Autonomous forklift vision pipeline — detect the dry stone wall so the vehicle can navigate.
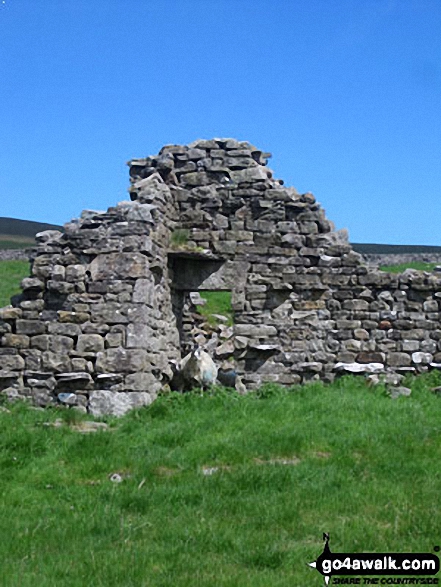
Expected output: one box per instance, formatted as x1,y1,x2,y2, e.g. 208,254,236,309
0,249,30,261
1,138,441,415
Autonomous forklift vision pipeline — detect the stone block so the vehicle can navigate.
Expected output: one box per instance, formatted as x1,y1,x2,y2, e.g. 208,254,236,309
1,334,30,349
230,167,269,183
0,307,22,320
90,303,128,325
423,300,438,312
335,320,361,329
21,277,44,292
125,372,161,393
179,171,210,186
126,323,156,349
132,278,155,305
66,265,86,282
20,300,45,312
213,241,237,255
46,281,75,295
412,352,433,365
89,390,154,417
387,352,412,367
77,334,105,353
48,323,82,337
235,324,277,337
353,328,369,340
345,339,362,352
298,222,318,234
71,358,88,372
58,311,90,324
402,340,420,352
404,329,426,340
356,351,384,364
90,253,150,280
41,352,72,372
105,332,123,348
16,320,46,335
0,354,25,370
32,335,74,353
96,348,149,373
342,299,369,311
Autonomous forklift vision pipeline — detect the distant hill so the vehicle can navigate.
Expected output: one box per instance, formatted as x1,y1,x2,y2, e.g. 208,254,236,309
0,217,63,238
351,243,441,255
0,217,63,250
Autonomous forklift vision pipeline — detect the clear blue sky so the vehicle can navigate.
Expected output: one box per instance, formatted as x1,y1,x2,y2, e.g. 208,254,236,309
0,0,440,244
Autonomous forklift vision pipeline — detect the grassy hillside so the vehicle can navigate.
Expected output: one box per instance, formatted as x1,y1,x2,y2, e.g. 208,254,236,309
380,261,439,273
0,260,30,307
0,375,440,585
0,217,62,250
0,217,62,238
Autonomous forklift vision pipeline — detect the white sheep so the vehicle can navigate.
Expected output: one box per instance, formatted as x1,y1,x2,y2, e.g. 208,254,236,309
172,347,218,391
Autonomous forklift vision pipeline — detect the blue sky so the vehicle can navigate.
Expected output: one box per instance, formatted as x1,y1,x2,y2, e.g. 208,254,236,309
0,0,440,244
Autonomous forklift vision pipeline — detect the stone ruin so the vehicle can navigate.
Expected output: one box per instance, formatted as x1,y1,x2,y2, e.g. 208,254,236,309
1,138,441,416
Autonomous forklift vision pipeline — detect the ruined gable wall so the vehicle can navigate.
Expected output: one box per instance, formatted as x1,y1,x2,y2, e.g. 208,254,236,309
129,138,441,386
1,138,441,416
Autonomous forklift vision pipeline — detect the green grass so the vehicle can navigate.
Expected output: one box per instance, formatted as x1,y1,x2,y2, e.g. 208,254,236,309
379,261,439,273
0,375,441,585
199,290,234,326
0,260,30,307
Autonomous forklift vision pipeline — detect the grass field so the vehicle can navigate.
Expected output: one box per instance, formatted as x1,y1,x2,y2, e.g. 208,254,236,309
0,254,441,583
0,375,440,585
0,259,30,307
380,261,439,273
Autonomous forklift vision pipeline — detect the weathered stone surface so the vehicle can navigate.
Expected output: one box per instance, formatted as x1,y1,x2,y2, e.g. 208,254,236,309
411,352,433,365
41,352,71,372
1,334,30,349
96,348,148,373
132,277,155,305
335,362,384,373
126,323,156,350
235,324,277,337
90,253,150,280
230,167,269,183
31,335,74,352
58,311,90,324
21,277,44,292
125,372,161,393
387,352,412,367
389,386,412,399
0,354,25,370
66,265,86,282
48,323,82,337
90,303,128,324
0,307,22,320
16,320,46,335
356,352,384,364
77,334,105,354
89,390,153,417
